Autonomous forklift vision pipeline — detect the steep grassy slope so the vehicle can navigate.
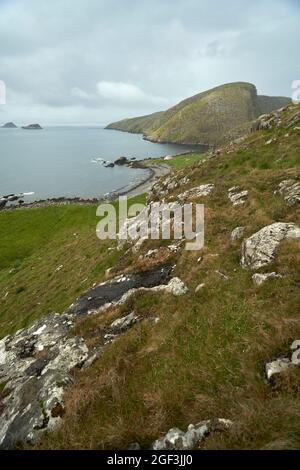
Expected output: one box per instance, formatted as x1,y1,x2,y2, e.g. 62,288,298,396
0,196,145,338
106,82,290,146
1,105,299,450
29,103,300,450
105,111,164,134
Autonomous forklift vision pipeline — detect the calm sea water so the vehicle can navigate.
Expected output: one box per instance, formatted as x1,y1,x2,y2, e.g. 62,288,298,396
0,126,197,203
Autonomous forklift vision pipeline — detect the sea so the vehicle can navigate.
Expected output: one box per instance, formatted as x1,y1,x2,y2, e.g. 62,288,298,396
0,126,201,203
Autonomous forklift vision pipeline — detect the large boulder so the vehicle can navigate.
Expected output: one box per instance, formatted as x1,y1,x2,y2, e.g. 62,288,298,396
241,222,300,270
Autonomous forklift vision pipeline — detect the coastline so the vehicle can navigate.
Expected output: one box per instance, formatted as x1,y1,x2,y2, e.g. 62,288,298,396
105,126,208,149
1,161,171,211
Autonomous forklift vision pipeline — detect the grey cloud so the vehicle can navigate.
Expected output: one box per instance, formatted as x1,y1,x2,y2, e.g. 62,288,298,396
0,0,299,125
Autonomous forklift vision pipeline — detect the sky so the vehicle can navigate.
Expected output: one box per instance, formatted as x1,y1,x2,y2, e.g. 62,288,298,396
0,0,299,125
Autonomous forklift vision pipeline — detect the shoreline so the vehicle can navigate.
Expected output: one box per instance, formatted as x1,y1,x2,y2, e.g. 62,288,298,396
105,126,209,149
1,161,171,211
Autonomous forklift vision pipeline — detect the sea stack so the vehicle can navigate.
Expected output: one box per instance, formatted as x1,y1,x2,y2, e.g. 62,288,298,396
1,122,17,128
22,123,43,130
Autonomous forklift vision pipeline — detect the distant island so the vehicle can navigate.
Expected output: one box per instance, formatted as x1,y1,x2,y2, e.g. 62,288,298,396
106,82,291,146
22,123,43,130
1,122,17,128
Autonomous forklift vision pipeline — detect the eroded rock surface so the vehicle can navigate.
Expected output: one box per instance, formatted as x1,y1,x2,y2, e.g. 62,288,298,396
0,313,88,448
241,222,300,270
0,265,187,448
67,265,173,315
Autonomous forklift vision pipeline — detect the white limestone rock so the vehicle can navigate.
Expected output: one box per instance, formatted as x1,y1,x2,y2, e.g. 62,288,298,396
275,179,300,206
265,358,293,380
228,186,248,206
178,184,215,202
252,272,283,286
231,226,245,242
241,222,300,270
152,419,233,450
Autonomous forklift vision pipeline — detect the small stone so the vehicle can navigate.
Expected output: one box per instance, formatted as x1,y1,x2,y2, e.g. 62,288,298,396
110,312,139,334
145,249,158,258
168,244,179,253
215,270,229,280
195,283,205,293
266,358,292,380
105,267,113,278
231,226,245,242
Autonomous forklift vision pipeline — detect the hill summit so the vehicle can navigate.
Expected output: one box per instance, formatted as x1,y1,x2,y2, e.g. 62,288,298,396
106,82,290,146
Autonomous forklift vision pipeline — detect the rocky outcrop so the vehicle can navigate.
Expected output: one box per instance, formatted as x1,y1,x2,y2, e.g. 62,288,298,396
152,419,233,450
148,175,190,202
228,186,248,206
0,313,88,449
66,265,173,315
251,108,284,132
0,192,34,210
275,179,300,206
178,184,215,202
0,265,187,448
241,223,300,270
114,156,129,165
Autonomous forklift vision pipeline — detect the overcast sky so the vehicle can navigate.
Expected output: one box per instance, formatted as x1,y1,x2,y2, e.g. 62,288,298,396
0,0,299,125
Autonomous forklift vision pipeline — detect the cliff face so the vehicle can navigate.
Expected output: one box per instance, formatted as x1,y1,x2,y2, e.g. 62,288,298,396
106,82,291,146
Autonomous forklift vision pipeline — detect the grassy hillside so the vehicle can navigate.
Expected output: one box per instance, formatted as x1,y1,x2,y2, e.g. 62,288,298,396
1,104,299,450
36,104,300,449
0,197,145,338
105,111,164,134
106,82,290,146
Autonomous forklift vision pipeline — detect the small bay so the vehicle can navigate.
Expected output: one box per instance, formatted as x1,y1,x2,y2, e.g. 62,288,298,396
0,126,199,202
